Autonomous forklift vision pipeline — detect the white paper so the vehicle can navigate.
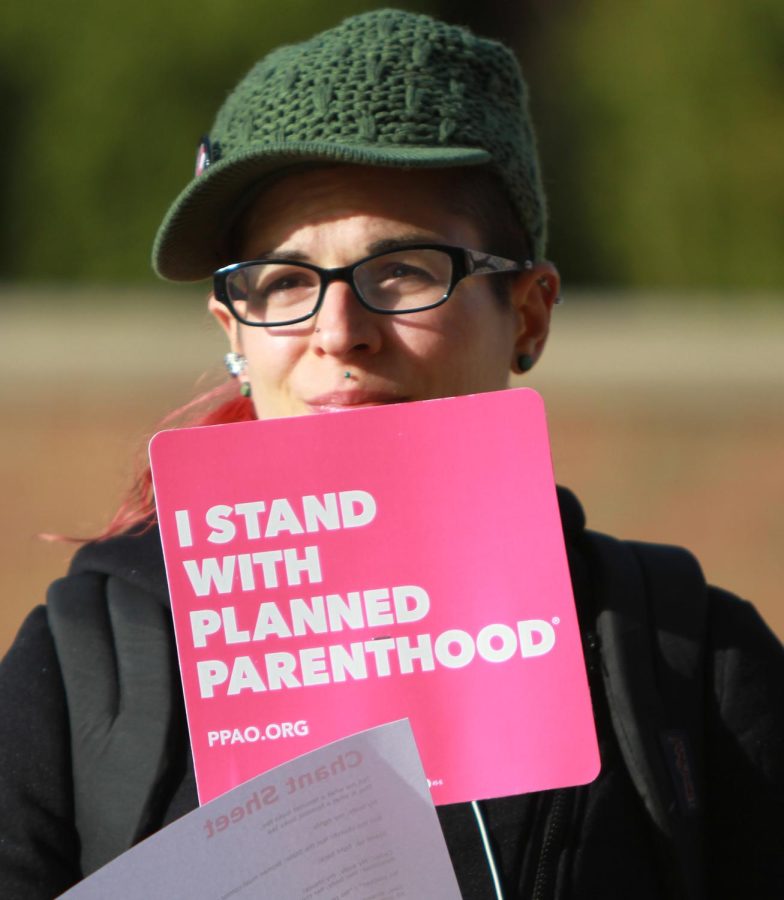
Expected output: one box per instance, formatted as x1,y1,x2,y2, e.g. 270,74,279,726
60,720,461,899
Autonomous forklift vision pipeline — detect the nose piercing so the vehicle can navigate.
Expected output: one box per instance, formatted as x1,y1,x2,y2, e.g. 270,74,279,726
344,371,352,379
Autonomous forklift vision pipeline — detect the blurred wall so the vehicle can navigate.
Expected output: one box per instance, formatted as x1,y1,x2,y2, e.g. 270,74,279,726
2,292,782,654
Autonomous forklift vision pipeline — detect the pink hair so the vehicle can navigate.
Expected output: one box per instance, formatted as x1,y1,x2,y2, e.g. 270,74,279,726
47,382,255,543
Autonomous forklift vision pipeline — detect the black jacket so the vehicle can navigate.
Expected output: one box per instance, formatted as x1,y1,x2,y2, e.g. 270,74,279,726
1,489,782,899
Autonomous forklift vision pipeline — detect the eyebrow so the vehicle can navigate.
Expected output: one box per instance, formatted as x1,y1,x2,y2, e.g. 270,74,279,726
253,232,445,263
365,232,445,256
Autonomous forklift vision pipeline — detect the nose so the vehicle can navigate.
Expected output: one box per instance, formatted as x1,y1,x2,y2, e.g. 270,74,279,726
311,280,383,358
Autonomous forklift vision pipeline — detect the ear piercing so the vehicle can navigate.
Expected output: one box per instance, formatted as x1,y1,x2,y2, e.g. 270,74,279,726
536,275,563,305
224,352,251,398
224,352,247,376
517,353,534,373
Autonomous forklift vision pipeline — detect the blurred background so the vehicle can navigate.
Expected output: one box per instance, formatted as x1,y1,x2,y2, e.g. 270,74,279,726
2,0,782,652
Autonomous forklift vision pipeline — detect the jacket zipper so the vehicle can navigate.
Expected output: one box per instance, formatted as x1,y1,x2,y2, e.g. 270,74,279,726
531,789,568,900
526,631,596,899
583,630,601,674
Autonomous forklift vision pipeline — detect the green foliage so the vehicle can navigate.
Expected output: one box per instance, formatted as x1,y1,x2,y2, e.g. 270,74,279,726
1,0,782,289
534,0,784,288
0,0,432,282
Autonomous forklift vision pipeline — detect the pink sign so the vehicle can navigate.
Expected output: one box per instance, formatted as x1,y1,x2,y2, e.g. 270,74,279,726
149,388,600,805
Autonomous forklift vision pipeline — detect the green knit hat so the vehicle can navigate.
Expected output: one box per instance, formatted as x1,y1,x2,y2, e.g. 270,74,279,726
153,8,547,281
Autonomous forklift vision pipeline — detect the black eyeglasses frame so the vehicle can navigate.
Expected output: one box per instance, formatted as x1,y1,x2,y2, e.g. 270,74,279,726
212,243,532,327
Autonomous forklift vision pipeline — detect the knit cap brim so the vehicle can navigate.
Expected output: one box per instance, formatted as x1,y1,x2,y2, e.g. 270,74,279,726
153,142,490,282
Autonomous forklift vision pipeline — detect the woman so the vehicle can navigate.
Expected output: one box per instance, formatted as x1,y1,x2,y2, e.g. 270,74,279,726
1,9,781,899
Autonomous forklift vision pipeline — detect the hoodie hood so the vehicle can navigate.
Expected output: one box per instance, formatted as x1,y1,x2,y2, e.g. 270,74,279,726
68,524,170,606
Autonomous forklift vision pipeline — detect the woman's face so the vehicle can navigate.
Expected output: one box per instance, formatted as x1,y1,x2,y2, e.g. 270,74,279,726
209,166,556,419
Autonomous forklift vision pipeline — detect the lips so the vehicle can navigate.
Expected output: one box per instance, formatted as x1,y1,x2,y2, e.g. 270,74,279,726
304,389,407,413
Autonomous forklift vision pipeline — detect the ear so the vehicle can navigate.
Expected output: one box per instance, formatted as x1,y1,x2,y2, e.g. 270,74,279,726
208,294,242,351
509,262,560,374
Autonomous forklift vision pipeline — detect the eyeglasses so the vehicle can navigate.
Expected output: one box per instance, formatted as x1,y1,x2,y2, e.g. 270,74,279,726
212,244,532,327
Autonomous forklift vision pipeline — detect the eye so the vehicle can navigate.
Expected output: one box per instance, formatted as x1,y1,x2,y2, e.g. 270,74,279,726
261,273,311,297
378,261,438,285
247,266,320,308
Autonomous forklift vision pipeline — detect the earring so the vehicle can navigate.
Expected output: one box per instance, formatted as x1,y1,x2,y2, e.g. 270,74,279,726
537,275,563,305
239,382,252,398
517,353,534,373
224,351,247,377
